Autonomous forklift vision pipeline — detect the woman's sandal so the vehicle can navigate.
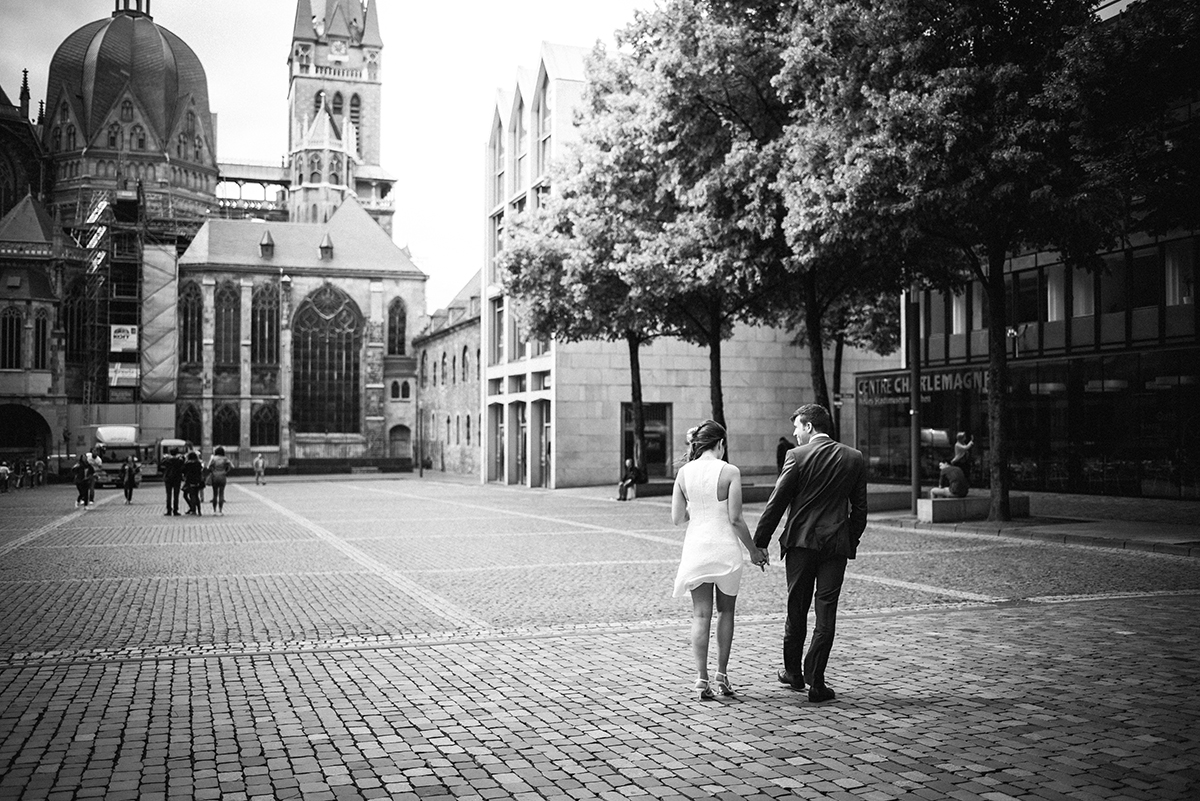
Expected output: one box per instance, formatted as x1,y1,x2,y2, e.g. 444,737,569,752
714,672,736,697
695,678,715,701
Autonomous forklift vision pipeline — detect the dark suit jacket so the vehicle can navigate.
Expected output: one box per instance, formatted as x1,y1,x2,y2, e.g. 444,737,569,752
753,435,868,559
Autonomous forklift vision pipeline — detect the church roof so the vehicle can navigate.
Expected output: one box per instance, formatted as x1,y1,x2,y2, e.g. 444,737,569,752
361,0,383,48
180,196,424,276
0,266,55,302
292,0,316,40
0,194,57,244
0,83,12,108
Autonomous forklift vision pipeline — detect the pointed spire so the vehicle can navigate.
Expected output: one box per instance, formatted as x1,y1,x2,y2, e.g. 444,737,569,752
292,0,315,40
325,0,351,39
19,69,30,119
361,0,382,48
37,100,45,126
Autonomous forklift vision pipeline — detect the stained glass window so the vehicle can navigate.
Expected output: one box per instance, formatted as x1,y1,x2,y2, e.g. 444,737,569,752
251,282,279,365
251,402,279,446
213,403,239,447
178,281,203,365
177,403,201,444
387,298,406,355
214,281,240,367
292,284,362,433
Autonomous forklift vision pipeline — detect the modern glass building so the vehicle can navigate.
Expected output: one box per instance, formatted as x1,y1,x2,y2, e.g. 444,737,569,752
855,232,1199,499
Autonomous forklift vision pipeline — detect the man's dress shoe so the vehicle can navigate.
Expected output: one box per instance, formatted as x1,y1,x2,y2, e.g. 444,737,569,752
808,685,836,702
777,669,806,691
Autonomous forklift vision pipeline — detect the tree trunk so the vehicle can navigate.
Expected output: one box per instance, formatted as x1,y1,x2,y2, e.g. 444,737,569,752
832,324,846,442
626,331,646,471
985,246,1012,521
804,271,831,412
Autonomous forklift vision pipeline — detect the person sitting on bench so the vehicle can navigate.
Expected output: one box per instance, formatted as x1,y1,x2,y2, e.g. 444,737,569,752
930,459,969,498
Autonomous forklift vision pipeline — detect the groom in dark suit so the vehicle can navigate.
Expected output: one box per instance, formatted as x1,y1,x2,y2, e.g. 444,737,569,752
753,403,868,702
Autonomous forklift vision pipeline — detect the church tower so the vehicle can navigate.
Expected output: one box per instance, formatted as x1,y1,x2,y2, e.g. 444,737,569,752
287,0,394,233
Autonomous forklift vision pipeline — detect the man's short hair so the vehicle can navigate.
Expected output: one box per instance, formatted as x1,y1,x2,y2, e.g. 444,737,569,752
791,403,833,434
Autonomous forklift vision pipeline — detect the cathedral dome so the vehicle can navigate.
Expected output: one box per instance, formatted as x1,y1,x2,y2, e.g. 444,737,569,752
44,1,212,151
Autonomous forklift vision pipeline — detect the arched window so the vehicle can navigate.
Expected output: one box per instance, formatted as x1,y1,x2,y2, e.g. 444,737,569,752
33,310,49,370
214,281,240,367
213,403,240,447
66,126,76,150
107,124,121,148
251,282,279,365
310,171,321,184
59,104,68,124
0,307,21,369
193,135,203,162
177,403,202,444
51,127,61,151
401,381,410,399
386,298,407,355
455,415,460,445
350,94,362,155
120,100,133,122
441,353,448,385
451,355,457,384
330,173,340,186
466,414,471,445
462,346,469,381
314,90,326,115
332,92,343,117
131,125,146,150
446,416,451,442
185,111,196,136
476,348,480,380
420,351,428,388
178,281,203,365
390,380,400,400
432,359,437,386
292,284,363,433
251,402,279,446
64,279,87,361
176,133,187,158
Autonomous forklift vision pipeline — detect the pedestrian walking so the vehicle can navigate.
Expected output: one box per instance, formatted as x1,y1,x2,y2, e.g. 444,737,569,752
34,459,44,487
206,446,232,515
672,419,767,701
87,451,102,504
71,453,94,509
753,403,867,703
119,456,140,504
182,451,204,515
161,448,184,516
253,453,265,485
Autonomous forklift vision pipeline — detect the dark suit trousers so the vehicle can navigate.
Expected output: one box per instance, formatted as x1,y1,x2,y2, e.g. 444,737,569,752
164,480,181,514
783,546,847,688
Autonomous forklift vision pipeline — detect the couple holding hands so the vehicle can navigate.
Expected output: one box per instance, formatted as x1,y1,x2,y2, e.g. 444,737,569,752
671,404,868,702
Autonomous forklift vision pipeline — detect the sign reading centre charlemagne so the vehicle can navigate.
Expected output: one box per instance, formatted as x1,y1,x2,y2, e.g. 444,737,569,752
856,369,990,405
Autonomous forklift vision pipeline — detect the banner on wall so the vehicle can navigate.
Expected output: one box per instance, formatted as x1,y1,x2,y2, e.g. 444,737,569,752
110,325,139,352
108,363,140,387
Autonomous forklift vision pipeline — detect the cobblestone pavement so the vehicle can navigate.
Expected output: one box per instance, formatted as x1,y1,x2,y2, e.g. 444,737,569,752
1,478,1198,800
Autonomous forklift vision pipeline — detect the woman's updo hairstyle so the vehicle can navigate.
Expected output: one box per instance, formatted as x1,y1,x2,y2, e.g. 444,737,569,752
684,419,726,462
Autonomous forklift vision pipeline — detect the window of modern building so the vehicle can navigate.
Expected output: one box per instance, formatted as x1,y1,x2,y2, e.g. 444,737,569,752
928,291,946,336
512,97,527,193
490,116,505,207
490,297,506,364
33,310,49,370
177,403,202,444
0,307,21,369
1072,265,1095,316
1011,270,1040,326
178,281,203,365
251,402,279,446
1166,239,1195,306
1129,246,1162,310
1099,252,1128,315
292,284,363,433
387,298,406,355
1045,265,1066,322
401,381,410,399
489,213,504,284
251,282,279,365
535,73,552,177
950,291,968,335
214,281,240,367
970,282,989,330
213,403,239,447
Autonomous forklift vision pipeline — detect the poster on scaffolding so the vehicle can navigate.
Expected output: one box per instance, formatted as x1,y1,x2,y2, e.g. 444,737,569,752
110,324,139,352
108,363,140,387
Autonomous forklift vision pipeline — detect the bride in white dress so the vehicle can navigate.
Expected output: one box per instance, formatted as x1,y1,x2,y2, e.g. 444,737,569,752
672,420,768,700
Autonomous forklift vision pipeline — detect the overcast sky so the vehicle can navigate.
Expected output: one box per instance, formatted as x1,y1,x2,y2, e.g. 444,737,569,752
0,0,655,309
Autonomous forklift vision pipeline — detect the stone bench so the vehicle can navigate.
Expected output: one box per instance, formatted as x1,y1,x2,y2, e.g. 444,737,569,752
917,493,1029,523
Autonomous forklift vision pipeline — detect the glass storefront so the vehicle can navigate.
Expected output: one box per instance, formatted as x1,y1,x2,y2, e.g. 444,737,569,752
855,347,1200,499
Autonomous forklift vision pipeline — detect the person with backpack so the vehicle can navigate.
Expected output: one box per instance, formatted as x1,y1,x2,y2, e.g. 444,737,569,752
72,453,95,509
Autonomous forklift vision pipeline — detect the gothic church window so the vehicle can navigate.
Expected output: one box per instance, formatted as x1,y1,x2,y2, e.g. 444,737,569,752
292,284,363,434
420,351,427,387
314,91,326,115
107,124,121,148
401,381,410,399
350,94,362,155
52,128,61,151
0,307,21,369
214,281,240,367
64,279,87,361
462,347,469,381
332,92,343,117
387,298,406,355
251,402,279,446
59,104,68,124
194,136,203,162
120,100,134,122
177,134,187,158
178,281,203,365
66,126,76,150
131,125,146,150
213,403,239,447
390,381,400,400
177,403,202,444
186,111,196,136
33,310,49,370
251,283,279,365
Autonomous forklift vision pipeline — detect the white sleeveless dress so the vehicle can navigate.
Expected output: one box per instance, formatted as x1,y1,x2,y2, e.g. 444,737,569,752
672,458,746,597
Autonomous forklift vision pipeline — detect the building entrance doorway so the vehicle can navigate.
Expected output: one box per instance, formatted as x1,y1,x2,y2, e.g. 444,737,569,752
622,403,671,478
0,404,52,465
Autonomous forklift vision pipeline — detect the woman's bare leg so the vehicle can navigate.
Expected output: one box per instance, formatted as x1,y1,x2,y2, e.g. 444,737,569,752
689,584,714,680
714,588,737,675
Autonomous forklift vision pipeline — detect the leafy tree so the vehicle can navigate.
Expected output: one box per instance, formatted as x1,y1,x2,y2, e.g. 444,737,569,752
777,0,1102,520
